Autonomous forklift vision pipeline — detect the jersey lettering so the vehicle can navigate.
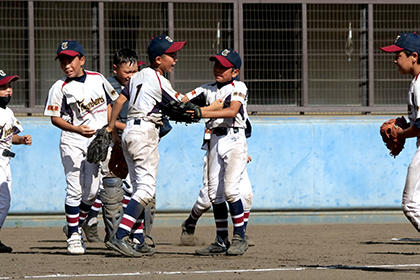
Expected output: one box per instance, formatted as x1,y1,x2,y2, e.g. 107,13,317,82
0,123,14,139
47,105,59,112
133,84,143,105
76,96,105,112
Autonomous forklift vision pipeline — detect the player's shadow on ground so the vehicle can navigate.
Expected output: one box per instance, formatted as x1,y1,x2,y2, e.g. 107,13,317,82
362,241,420,246
369,251,420,256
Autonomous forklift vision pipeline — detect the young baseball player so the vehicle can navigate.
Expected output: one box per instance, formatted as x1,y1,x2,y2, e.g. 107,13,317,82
105,35,189,257
0,71,32,253
180,156,253,247
381,33,420,236
82,48,142,242
44,40,118,254
182,48,251,256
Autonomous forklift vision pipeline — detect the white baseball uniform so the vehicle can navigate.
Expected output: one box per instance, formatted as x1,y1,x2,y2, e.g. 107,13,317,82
402,74,420,232
185,80,250,205
44,70,118,207
120,67,183,207
193,152,253,215
0,107,23,229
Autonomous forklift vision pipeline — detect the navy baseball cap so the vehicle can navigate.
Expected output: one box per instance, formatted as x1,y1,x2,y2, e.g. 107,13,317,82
210,48,242,70
55,40,85,60
380,33,420,53
148,35,187,63
0,70,19,86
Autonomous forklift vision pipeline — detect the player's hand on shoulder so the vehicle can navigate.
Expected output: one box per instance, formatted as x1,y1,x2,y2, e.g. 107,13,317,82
78,125,96,138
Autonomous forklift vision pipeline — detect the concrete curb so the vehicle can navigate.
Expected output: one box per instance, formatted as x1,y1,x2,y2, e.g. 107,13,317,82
3,210,408,228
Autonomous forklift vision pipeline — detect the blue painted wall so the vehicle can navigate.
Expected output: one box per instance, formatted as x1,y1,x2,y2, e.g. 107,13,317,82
9,116,412,214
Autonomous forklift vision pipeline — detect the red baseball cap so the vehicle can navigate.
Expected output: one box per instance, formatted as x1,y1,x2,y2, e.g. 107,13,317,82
0,70,19,86
56,40,85,60
380,33,420,53
147,35,187,62
210,48,242,69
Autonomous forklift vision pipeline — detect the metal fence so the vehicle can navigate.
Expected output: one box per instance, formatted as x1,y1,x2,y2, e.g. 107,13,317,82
0,0,418,115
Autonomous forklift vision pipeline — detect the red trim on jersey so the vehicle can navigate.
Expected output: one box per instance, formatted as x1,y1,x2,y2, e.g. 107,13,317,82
85,70,101,76
154,70,162,89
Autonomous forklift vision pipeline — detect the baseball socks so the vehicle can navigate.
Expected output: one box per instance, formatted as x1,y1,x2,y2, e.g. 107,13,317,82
195,202,229,255
65,204,80,237
85,195,102,226
108,199,144,256
65,204,86,254
213,202,229,244
83,196,102,242
116,199,143,240
130,216,155,255
78,202,91,227
226,200,248,255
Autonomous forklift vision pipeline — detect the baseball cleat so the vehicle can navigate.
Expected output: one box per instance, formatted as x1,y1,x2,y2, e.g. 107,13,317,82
195,238,229,256
144,235,156,248
107,235,137,257
226,234,248,256
180,220,196,246
82,222,101,242
62,224,69,237
132,239,156,256
245,234,254,247
63,225,84,239
0,240,12,253
67,232,86,255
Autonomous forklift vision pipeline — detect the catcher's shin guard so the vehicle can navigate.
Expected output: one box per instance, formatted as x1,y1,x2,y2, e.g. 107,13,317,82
100,177,124,240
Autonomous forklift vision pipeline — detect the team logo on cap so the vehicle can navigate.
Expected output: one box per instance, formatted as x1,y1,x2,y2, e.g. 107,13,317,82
165,36,174,43
394,35,401,43
221,49,230,57
61,42,69,50
0,70,5,77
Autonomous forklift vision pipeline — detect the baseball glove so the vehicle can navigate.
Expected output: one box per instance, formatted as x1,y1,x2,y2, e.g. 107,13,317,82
380,116,409,158
164,101,202,124
108,144,128,179
87,126,112,164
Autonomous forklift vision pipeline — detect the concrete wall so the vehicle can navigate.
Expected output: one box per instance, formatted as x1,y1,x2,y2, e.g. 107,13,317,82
9,115,413,214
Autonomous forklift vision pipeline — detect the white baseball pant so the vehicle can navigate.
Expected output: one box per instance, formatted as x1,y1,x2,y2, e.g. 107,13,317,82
402,143,420,231
121,119,159,207
0,156,11,229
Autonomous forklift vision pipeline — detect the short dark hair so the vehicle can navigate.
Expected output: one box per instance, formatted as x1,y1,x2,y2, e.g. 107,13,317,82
113,48,139,67
402,49,420,64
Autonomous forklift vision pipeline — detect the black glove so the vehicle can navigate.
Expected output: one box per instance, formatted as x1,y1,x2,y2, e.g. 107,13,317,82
87,126,112,164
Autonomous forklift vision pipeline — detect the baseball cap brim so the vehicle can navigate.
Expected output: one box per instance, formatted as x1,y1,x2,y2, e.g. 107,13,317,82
0,75,19,86
138,60,146,66
55,50,80,60
209,55,234,68
165,41,187,54
380,45,405,53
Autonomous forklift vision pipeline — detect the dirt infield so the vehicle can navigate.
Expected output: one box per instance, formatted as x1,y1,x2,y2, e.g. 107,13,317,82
2,223,420,279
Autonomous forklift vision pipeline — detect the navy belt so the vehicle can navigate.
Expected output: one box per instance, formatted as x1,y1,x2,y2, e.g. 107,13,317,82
213,127,239,136
134,119,160,129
